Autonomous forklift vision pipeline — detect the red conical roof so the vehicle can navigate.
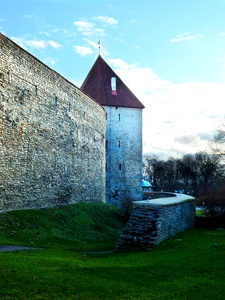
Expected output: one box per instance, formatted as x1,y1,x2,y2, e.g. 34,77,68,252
81,55,144,109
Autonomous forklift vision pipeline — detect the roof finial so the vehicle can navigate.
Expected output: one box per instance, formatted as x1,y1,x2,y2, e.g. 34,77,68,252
98,37,101,55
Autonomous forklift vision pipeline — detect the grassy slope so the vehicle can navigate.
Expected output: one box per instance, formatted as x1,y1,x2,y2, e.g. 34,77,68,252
1,204,225,299
0,203,125,250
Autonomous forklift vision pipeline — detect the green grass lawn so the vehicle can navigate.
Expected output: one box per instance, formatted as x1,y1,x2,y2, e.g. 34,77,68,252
0,203,125,251
0,204,225,299
196,209,207,216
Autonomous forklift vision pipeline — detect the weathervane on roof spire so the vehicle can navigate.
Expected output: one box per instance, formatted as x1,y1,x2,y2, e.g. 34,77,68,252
98,37,101,55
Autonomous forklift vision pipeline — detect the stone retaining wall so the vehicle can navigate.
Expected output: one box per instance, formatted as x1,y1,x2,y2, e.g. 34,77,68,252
116,194,195,251
0,33,106,212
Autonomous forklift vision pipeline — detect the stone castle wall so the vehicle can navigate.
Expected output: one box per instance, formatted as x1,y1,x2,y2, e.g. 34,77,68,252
104,106,143,206
0,33,106,212
116,195,195,251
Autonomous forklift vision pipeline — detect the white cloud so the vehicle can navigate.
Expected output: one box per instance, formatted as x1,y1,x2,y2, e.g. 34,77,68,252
128,19,136,24
73,20,104,36
74,21,95,33
24,14,33,19
48,40,64,49
108,58,136,70
114,38,124,43
40,31,51,37
83,38,99,49
43,57,57,65
61,29,76,37
215,58,225,67
175,32,191,37
108,58,170,95
93,16,118,26
108,58,225,158
49,28,76,38
83,38,108,56
11,36,64,51
11,37,27,49
73,16,118,38
11,37,47,49
171,33,203,43
0,18,5,22
26,39,47,49
73,45,93,56
174,134,212,146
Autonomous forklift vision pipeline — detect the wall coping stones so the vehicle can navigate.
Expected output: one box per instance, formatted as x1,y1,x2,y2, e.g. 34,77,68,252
134,193,195,207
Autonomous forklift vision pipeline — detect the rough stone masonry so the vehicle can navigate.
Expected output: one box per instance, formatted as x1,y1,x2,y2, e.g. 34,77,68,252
0,33,106,212
116,194,196,251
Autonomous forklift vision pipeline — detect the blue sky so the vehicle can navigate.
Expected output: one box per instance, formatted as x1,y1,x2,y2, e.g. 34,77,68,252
1,0,225,158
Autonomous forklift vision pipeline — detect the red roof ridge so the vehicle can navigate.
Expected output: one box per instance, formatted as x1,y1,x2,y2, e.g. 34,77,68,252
81,55,101,90
81,55,145,109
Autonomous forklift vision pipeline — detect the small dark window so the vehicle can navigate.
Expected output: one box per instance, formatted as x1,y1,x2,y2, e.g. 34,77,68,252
115,190,118,196
9,158,12,167
35,86,38,96
55,96,58,106
118,114,120,121
8,71,11,83
119,164,122,171
118,141,120,147
68,103,71,112
106,140,108,148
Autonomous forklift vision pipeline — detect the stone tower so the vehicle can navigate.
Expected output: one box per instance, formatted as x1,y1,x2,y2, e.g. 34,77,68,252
81,55,144,207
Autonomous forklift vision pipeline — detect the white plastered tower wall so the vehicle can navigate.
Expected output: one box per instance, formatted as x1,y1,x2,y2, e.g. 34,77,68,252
81,55,145,207
104,106,143,206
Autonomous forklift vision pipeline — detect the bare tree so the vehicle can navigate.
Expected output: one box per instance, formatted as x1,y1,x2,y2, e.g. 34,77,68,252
210,120,225,158
176,154,199,195
143,152,223,196
162,158,177,192
143,155,165,190
196,152,221,194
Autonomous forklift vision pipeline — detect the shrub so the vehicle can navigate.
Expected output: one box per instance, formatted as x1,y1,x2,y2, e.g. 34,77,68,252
120,196,134,222
198,179,225,218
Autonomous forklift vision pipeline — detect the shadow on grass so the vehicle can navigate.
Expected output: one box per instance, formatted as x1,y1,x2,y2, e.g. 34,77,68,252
1,229,225,299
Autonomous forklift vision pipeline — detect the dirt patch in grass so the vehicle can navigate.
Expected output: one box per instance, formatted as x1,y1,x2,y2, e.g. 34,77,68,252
0,245,43,252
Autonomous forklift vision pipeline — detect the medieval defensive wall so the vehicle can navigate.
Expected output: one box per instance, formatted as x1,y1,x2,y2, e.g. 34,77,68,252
0,33,106,212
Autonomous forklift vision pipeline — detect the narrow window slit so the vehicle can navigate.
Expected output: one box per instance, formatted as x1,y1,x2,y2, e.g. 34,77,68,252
111,77,117,95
